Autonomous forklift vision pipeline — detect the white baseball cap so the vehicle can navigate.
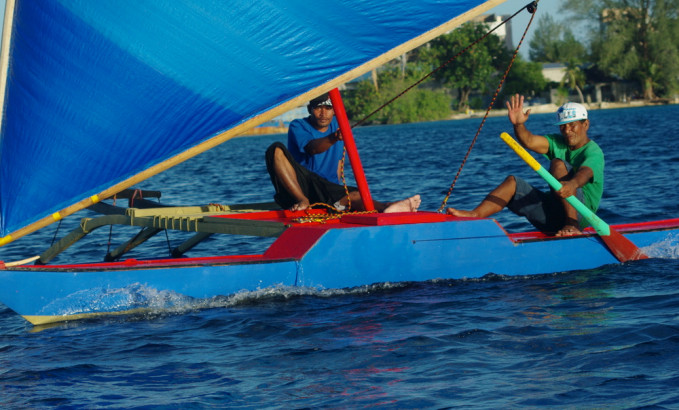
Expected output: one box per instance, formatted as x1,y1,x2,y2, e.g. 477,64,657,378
555,102,588,125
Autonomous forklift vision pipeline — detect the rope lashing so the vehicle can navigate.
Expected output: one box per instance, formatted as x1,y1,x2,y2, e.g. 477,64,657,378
292,203,377,224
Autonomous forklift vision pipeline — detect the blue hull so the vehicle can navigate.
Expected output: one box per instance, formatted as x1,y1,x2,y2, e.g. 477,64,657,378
1,214,677,325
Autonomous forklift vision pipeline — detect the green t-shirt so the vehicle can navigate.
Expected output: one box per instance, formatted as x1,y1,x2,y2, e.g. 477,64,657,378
544,134,605,213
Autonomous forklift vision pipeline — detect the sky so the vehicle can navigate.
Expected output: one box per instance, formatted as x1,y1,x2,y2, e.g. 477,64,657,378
488,0,564,59
0,0,5,33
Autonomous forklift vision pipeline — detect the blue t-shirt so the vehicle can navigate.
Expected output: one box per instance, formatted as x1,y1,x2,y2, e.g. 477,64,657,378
287,116,343,183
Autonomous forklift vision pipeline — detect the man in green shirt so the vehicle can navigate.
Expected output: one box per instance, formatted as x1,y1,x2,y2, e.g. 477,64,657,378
447,94,604,236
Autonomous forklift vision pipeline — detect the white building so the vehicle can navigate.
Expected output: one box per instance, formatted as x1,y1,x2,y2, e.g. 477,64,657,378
541,63,567,83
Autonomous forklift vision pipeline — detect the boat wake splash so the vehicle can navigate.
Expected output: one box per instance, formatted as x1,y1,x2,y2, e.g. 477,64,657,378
642,234,679,259
39,283,195,317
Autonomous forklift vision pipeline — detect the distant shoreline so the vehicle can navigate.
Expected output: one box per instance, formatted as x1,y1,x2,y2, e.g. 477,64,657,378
241,99,679,137
452,99,679,120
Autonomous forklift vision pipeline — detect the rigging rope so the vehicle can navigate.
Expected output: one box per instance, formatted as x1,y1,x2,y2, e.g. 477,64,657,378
49,220,62,247
351,1,539,129
333,1,540,214
437,1,540,212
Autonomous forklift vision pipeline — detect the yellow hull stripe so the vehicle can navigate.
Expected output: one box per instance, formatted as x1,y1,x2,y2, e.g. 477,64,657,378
23,308,153,326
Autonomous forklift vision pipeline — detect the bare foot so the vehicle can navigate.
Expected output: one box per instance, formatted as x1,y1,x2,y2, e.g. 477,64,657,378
555,225,582,237
384,195,421,213
446,208,478,218
290,199,310,211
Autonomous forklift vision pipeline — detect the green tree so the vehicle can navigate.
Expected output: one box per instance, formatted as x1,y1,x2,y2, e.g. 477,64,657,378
501,54,548,98
528,14,586,63
562,0,679,100
343,66,452,125
650,0,679,96
423,22,508,111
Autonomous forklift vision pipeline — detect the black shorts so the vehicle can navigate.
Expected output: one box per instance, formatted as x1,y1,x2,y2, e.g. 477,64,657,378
507,176,584,233
265,142,357,209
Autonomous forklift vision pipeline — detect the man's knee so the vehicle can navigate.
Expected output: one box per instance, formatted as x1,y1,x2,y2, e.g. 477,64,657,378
503,175,517,189
550,158,567,167
265,142,286,160
549,159,570,179
266,142,291,172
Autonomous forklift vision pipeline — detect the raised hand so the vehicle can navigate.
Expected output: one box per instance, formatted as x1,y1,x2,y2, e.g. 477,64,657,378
506,94,531,126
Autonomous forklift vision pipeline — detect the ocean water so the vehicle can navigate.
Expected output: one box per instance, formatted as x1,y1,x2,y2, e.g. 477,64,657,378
1,105,679,408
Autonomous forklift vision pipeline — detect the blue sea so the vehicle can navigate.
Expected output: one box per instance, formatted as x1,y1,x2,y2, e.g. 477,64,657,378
1,105,679,408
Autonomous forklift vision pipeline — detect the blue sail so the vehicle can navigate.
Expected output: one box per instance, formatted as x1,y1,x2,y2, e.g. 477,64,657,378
0,0,502,242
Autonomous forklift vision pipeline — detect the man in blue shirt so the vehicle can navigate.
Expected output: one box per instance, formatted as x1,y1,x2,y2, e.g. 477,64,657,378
266,93,420,213
286,95,344,184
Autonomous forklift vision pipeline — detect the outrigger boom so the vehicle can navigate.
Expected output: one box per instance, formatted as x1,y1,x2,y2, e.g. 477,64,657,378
37,194,284,265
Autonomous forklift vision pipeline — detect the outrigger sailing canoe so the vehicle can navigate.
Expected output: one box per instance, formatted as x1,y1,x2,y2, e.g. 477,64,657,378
1,0,678,325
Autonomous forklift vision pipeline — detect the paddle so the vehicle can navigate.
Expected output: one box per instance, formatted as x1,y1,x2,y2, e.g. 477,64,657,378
500,132,647,262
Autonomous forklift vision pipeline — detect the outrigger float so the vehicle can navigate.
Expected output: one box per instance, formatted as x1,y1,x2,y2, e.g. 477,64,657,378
1,0,678,325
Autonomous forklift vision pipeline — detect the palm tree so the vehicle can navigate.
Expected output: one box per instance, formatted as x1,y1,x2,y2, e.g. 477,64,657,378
560,60,586,104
